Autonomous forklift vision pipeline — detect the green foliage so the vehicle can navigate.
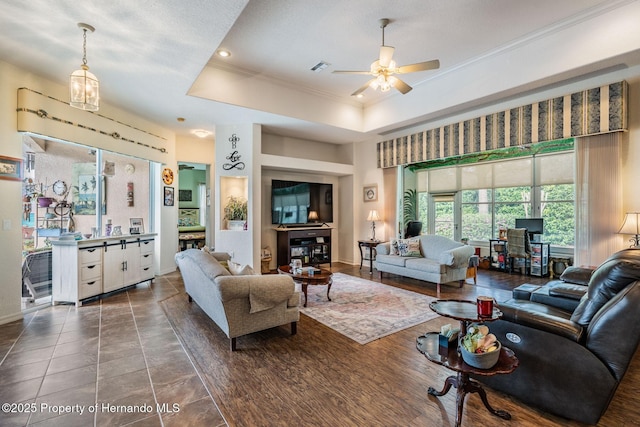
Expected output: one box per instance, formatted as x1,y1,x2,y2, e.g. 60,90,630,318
458,185,575,246
224,196,247,221
403,189,418,227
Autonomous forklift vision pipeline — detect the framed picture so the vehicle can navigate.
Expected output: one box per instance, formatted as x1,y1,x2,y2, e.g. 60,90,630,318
164,186,174,206
72,163,107,215
0,155,22,181
179,189,192,202
363,184,378,202
129,217,144,234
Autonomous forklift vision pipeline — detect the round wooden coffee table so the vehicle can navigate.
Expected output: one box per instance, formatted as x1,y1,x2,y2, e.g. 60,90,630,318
277,265,332,307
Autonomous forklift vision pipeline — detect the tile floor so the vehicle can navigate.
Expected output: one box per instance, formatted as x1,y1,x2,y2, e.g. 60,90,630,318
0,273,227,427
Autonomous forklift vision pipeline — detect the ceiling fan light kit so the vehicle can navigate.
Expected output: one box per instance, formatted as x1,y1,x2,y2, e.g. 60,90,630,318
333,18,440,96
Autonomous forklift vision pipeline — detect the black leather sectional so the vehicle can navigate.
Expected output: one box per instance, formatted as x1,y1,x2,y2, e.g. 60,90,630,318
475,248,640,424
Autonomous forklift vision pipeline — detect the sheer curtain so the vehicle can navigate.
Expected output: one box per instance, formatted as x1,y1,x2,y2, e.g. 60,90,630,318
574,132,623,267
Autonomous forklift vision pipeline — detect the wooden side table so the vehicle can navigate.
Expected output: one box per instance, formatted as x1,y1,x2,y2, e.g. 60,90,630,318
358,240,384,274
466,255,479,284
549,256,573,279
417,299,518,427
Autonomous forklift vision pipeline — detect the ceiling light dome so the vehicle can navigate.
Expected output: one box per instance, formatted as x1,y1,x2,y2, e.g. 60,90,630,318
192,129,212,138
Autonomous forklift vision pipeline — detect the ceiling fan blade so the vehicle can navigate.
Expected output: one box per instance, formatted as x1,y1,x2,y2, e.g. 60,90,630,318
351,79,376,96
393,77,412,94
332,70,372,75
379,45,395,68
397,59,440,74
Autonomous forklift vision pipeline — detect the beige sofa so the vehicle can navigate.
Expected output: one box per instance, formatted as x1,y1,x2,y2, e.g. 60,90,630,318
175,249,300,350
375,234,475,294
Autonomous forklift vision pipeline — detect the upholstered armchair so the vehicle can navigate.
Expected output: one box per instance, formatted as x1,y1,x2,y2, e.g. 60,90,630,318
506,228,531,274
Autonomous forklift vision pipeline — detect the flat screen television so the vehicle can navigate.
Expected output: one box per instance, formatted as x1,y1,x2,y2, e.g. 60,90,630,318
515,218,544,234
271,180,333,225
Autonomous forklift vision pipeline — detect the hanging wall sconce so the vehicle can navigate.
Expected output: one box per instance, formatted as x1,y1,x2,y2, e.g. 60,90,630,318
69,23,100,111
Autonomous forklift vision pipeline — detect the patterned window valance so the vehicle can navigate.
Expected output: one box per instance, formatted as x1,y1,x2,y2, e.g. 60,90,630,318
377,81,627,169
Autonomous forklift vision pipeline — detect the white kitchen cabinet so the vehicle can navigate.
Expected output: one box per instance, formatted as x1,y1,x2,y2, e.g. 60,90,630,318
103,238,141,293
52,234,155,306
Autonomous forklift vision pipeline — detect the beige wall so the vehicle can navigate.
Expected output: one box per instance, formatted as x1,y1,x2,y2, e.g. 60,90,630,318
621,77,640,215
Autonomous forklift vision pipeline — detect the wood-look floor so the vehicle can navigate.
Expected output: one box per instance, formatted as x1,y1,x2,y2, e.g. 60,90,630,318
162,264,640,427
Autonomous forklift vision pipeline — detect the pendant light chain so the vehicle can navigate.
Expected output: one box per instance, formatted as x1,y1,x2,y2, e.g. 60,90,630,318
82,28,88,67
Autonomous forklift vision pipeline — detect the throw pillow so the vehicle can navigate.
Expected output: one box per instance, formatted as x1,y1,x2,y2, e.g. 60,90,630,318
396,238,421,257
228,261,258,276
390,239,399,255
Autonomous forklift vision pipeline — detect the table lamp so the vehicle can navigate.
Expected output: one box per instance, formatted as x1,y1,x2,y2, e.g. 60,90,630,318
367,210,381,241
618,212,640,247
308,211,319,223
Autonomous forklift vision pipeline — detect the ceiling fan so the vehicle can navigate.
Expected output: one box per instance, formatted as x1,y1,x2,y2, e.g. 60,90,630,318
333,18,440,96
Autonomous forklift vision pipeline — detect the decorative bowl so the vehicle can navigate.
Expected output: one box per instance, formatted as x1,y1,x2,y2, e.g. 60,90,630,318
83,233,93,239
461,340,501,369
38,197,53,207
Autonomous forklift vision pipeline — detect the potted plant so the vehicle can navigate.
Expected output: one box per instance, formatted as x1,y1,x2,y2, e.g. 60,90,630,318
224,196,248,231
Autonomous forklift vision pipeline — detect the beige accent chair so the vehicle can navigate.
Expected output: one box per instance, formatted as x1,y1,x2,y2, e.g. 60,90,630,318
175,249,300,350
506,228,531,274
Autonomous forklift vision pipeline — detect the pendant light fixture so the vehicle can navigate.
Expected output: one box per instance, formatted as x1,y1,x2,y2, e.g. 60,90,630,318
69,23,99,111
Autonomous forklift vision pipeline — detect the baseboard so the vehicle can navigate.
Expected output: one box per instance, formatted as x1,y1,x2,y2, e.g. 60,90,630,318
0,311,24,326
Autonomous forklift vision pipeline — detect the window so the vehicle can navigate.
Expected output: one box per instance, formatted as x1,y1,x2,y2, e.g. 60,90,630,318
540,184,575,246
461,189,493,241
412,150,575,247
22,137,151,251
494,186,531,231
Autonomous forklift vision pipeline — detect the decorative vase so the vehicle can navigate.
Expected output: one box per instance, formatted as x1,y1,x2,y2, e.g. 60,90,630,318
227,220,245,231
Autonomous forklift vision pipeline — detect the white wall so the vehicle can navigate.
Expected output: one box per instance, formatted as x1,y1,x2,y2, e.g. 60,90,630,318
0,60,177,324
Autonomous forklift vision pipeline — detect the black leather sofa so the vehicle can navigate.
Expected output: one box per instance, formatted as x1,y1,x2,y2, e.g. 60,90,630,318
512,264,593,311
476,248,640,424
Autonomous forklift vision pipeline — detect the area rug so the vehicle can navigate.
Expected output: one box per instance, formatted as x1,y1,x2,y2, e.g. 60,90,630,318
300,272,439,344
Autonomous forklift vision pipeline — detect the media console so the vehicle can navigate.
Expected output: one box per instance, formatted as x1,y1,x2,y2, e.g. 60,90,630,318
276,227,332,267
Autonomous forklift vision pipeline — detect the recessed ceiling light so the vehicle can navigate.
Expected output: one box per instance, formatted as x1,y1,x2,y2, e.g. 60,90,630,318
192,129,212,138
216,49,231,58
